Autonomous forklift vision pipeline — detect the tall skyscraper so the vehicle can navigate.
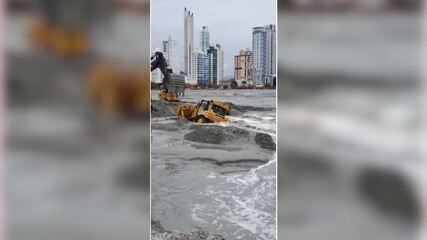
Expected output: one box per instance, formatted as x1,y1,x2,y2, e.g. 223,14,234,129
252,24,276,85
199,26,210,52
264,24,276,78
252,26,266,85
216,44,224,83
184,8,194,76
162,35,179,73
207,45,218,86
192,49,209,86
207,44,224,86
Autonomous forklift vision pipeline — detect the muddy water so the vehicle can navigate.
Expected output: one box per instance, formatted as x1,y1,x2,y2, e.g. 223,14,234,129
151,89,276,240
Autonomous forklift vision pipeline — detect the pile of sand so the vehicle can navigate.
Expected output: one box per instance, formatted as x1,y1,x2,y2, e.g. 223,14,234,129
151,221,224,240
184,125,249,144
184,125,276,150
151,100,181,118
255,133,276,150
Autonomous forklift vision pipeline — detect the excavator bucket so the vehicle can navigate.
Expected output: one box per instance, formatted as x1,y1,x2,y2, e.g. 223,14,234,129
159,91,178,102
158,74,185,101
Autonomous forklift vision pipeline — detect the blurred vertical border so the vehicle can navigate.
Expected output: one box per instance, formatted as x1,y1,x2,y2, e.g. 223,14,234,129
278,0,422,240
5,0,151,239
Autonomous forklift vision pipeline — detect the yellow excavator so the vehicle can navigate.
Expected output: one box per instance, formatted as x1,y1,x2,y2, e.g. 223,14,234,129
151,51,185,101
29,0,97,57
177,100,230,123
25,0,151,116
88,61,150,116
151,51,229,123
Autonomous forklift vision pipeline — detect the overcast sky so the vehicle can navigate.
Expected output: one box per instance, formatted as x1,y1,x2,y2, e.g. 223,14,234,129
151,0,276,79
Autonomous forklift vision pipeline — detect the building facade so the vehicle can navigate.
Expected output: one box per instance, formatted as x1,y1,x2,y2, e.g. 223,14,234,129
252,26,266,85
207,45,218,86
199,26,210,52
252,24,276,85
162,35,179,73
192,49,209,86
234,49,253,85
264,24,276,79
184,8,194,76
151,68,163,84
216,44,224,84
206,44,224,86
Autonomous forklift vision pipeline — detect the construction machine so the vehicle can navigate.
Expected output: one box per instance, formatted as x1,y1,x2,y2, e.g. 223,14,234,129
28,0,103,56
21,0,151,116
151,51,185,101
177,100,230,123
88,61,150,116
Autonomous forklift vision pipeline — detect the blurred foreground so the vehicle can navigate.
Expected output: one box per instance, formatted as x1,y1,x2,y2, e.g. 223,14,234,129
6,1,150,239
278,4,422,240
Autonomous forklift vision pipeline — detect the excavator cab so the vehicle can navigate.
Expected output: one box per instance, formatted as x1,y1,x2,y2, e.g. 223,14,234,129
177,100,230,123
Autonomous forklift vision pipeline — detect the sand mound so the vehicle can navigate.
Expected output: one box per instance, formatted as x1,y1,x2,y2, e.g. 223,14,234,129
185,125,249,144
255,133,276,150
152,221,224,240
151,100,181,118
357,168,419,220
185,125,276,150
151,118,190,131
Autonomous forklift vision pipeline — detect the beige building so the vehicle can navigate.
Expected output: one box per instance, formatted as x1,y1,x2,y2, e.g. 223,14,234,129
234,49,253,86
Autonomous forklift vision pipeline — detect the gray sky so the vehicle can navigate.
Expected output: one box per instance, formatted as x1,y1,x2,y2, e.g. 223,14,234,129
151,0,276,79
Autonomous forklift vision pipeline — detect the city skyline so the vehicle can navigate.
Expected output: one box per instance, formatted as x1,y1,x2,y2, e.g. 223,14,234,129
151,0,276,79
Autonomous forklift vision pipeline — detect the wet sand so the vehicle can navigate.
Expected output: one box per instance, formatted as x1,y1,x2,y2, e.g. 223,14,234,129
151,89,277,240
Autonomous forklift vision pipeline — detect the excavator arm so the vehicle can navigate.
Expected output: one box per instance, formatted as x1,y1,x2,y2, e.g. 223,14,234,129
150,51,170,89
151,51,185,101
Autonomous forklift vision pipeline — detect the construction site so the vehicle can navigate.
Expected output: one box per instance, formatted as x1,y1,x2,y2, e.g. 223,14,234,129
4,0,424,240
151,88,277,240
149,0,277,238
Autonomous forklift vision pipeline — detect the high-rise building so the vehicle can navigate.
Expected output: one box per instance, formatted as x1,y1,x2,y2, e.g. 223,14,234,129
264,24,276,78
162,35,179,73
199,26,210,52
234,49,253,84
192,49,209,86
152,68,163,84
184,8,194,76
207,45,218,86
252,26,266,85
216,44,224,83
252,24,276,85
206,44,224,86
